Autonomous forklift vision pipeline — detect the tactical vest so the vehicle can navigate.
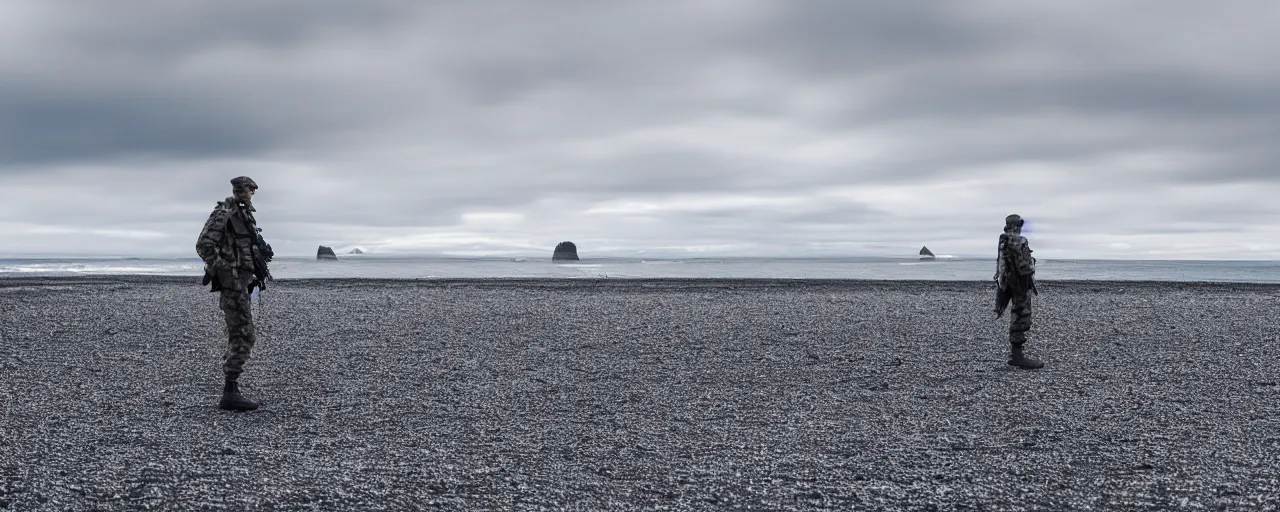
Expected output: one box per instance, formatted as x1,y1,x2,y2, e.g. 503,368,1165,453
226,207,258,270
1011,238,1035,276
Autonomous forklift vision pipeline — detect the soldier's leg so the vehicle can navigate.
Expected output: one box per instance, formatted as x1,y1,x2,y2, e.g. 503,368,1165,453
218,286,259,411
1007,293,1043,369
219,287,256,379
1009,293,1032,345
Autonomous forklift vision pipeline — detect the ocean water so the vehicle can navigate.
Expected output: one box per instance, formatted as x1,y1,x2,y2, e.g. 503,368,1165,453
2,255,1279,283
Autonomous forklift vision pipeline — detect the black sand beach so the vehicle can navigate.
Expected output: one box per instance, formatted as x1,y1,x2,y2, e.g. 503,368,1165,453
1,277,1278,510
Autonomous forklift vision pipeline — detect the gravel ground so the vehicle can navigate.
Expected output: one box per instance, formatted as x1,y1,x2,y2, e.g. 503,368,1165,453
1,276,1278,511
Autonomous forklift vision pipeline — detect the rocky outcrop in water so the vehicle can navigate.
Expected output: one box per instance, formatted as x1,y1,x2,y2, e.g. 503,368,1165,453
317,246,338,260
919,246,936,260
349,248,364,255
553,241,579,261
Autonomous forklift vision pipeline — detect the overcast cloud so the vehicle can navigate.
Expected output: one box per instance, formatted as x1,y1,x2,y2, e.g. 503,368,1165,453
2,0,1278,259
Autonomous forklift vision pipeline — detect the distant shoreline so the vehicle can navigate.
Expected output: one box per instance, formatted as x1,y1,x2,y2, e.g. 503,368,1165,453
3,274,1280,290
2,256,1279,262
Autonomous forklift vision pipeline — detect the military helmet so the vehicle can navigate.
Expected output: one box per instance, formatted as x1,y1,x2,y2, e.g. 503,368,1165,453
231,176,258,190
1005,214,1024,229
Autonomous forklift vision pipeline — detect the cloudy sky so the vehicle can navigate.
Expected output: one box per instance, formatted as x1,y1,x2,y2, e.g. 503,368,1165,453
1,0,1277,259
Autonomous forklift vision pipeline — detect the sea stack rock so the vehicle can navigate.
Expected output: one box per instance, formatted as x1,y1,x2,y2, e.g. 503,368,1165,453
317,246,339,260
919,246,936,260
552,241,579,261
349,248,364,255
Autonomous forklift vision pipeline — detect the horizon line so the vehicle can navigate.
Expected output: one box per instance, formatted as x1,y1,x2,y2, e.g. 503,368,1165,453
1,253,1279,263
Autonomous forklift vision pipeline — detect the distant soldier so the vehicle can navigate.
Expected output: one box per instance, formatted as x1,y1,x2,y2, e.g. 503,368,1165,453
196,176,273,411
994,214,1044,369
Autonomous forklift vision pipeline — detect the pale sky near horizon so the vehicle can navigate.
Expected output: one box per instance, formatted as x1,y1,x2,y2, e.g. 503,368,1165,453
1,1,1278,260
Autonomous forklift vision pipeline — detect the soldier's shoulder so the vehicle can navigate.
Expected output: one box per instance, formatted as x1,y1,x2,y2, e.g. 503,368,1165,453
205,198,235,218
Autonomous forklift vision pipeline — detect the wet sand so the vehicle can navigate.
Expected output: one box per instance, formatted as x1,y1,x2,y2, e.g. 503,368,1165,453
1,277,1278,510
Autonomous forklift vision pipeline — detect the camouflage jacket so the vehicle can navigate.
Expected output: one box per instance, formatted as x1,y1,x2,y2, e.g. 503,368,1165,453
196,196,261,276
996,232,1036,291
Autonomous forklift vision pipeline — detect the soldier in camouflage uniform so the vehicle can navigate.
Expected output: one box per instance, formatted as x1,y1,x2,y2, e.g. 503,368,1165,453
196,176,268,411
994,214,1044,369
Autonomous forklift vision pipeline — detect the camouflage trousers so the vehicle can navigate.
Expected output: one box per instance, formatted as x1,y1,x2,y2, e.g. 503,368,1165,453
1009,293,1032,345
219,287,257,379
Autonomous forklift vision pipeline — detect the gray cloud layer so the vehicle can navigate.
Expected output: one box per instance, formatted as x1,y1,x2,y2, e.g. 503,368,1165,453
2,0,1278,259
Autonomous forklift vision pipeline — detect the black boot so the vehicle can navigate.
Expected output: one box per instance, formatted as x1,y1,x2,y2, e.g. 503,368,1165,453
1008,343,1044,369
218,377,259,411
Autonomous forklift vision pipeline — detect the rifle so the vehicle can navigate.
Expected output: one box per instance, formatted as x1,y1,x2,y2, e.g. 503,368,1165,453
249,227,274,294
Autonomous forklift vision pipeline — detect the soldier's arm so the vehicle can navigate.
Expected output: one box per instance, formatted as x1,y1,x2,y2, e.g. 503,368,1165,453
195,205,230,266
